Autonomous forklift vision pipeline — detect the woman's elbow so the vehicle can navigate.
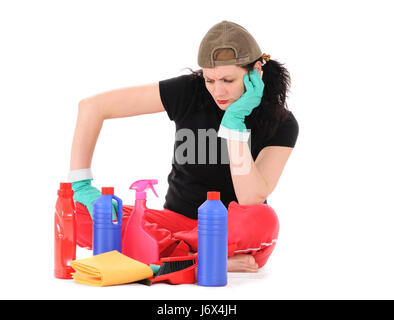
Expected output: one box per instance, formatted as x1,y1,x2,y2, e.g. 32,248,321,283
78,98,93,111
78,98,105,120
237,192,268,206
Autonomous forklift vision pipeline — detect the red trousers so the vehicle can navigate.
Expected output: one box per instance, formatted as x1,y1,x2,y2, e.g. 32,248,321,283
75,201,279,268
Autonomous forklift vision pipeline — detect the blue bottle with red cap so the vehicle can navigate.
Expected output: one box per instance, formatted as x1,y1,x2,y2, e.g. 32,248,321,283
197,191,228,286
93,187,123,255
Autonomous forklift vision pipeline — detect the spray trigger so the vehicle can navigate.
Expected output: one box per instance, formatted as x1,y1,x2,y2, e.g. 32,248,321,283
129,179,159,200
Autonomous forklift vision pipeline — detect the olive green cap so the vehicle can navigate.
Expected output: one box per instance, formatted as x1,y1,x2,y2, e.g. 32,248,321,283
198,21,262,68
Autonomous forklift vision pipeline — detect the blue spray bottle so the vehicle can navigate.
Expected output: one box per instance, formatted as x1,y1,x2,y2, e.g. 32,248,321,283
92,187,123,255
197,191,228,286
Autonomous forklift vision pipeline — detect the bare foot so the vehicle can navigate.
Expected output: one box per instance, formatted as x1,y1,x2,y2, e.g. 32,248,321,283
227,254,259,273
189,252,259,275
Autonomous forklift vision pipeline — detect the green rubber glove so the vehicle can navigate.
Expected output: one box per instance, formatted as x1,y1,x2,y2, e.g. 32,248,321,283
217,69,264,141
72,179,118,220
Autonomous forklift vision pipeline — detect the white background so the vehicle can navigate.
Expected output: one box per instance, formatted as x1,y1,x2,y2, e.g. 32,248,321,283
1,0,393,300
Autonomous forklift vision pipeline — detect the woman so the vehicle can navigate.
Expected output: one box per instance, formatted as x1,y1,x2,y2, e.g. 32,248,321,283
69,21,299,272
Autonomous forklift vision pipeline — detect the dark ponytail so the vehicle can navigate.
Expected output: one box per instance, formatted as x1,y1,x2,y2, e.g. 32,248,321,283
243,57,291,141
183,56,291,141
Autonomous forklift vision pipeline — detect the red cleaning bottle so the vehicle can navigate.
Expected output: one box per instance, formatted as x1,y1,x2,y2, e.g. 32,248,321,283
122,179,160,264
54,182,76,279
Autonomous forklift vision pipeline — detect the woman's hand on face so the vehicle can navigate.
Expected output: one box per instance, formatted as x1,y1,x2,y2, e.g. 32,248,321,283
225,69,264,119
218,69,265,139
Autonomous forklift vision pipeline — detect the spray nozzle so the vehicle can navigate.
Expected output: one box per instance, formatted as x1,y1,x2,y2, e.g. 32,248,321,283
129,179,159,200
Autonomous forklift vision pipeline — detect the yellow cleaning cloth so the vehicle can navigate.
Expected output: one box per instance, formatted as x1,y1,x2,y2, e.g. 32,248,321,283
70,250,153,287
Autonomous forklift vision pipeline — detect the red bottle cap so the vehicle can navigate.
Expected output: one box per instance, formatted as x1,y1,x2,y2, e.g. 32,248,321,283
207,191,220,200
58,182,73,197
60,182,72,190
102,187,114,195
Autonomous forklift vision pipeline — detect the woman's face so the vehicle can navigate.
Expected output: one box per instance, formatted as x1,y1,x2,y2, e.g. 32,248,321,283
202,65,247,111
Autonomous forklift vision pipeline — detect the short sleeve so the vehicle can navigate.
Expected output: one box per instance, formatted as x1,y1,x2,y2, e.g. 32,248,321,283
159,74,199,123
264,112,299,148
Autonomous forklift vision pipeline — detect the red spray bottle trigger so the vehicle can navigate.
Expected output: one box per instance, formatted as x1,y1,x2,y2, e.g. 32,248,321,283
129,179,159,200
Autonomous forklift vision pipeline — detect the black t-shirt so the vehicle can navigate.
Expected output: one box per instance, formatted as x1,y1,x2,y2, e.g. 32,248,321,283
159,74,299,219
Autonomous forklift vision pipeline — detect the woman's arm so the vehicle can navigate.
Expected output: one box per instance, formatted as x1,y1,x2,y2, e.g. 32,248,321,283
70,100,104,170
227,140,293,205
70,83,165,170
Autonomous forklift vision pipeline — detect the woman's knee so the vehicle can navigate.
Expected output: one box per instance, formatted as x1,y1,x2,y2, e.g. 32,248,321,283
260,204,279,238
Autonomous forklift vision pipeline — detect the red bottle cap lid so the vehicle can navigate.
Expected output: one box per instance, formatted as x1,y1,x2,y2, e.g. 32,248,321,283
207,191,220,200
58,182,73,197
60,182,72,190
102,187,114,195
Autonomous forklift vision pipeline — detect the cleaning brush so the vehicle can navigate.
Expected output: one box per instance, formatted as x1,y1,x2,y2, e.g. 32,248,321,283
152,254,198,285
